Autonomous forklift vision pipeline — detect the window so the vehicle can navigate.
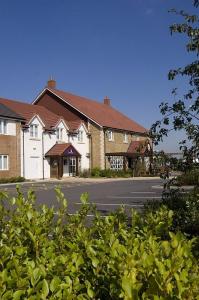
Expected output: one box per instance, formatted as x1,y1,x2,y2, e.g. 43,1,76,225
30,124,38,138
77,130,83,142
124,133,128,143
0,119,7,134
0,155,8,170
107,130,114,141
109,156,123,170
56,128,63,141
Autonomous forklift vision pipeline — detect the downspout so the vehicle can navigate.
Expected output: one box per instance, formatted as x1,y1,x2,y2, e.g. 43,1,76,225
42,130,44,180
104,129,106,169
23,129,25,178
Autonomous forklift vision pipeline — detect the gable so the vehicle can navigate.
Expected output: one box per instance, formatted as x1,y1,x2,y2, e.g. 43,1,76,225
33,88,147,134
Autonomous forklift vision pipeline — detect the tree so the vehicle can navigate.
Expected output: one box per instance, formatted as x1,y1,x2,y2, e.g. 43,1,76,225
151,0,199,166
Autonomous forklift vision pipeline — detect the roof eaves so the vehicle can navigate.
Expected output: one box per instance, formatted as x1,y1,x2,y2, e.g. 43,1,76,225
35,88,102,129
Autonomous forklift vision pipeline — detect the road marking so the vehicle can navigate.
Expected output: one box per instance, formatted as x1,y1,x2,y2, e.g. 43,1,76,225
152,185,163,189
75,202,144,207
106,196,162,199
130,192,157,194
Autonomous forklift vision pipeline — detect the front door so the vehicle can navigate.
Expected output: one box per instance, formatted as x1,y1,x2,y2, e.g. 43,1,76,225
69,157,76,176
63,158,69,177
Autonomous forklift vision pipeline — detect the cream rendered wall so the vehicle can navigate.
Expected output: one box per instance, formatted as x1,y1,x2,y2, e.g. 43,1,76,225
43,121,69,178
69,124,90,171
22,116,43,179
6,120,16,136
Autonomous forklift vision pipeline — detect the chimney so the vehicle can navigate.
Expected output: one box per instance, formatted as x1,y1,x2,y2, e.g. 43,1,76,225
103,96,111,106
47,77,56,89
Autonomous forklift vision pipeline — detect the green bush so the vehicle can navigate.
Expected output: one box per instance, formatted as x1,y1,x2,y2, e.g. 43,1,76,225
0,187,198,299
0,176,25,184
146,187,199,238
90,168,133,178
175,169,199,186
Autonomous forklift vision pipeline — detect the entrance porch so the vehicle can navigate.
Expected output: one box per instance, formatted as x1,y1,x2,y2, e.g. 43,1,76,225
45,143,81,179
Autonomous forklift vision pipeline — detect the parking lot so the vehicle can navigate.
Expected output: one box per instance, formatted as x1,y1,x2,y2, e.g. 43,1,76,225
0,177,163,216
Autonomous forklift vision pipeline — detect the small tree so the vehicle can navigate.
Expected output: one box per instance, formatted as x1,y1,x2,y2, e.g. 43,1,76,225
151,0,199,169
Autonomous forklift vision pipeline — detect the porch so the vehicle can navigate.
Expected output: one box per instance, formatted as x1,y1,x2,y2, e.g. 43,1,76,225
45,143,81,179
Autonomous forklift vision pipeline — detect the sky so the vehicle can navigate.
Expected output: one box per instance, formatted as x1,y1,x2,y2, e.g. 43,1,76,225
0,0,197,152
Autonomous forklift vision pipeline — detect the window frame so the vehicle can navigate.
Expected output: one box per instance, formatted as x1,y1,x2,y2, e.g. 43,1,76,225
0,119,7,135
77,130,84,143
109,156,123,171
0,155,9,171
107,130,114,141
56,127,63,141
30,124,39,138
123,133,128,143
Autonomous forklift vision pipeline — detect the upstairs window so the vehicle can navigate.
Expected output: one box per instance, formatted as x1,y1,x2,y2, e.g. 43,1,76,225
56,128,63,141
0,119,7,135
124,133,128,143
0,155,8,170
78,130,83,142
107,130,114,141
30,124,38,138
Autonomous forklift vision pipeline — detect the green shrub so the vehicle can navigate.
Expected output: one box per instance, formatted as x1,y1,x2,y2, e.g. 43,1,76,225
90,168,133,178
79,169,91,178
146,187,199,238
0,187,198,299
0,176,25,184
176,168,199,186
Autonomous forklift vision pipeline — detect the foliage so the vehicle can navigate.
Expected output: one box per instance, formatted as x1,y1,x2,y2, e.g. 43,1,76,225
150,1,199,164
146,187,199,238
90,168,133,178
175,168,199,185
0,176,25,184
0,187,199,299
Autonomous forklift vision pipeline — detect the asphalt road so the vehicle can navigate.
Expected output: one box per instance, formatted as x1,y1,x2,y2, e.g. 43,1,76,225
0,178,163,216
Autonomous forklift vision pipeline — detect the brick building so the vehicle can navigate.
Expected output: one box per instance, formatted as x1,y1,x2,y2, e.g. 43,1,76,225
0,80,152,179
0,102,24,178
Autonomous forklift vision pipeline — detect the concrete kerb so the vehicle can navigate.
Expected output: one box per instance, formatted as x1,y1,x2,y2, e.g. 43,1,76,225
0,176,162,187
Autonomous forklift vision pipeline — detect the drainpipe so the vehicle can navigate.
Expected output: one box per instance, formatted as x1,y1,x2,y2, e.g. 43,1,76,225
104,129,106,169
42,131,44,180
23,129,25,178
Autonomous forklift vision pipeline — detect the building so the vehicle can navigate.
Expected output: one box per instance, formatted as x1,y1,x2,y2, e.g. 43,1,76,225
0,102,24,178
0,79,152,179
33,80,152,174
0,97,89,179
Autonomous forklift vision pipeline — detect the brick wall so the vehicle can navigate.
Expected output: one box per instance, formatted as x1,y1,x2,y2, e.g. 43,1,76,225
0,122,21,178
89,121,105,169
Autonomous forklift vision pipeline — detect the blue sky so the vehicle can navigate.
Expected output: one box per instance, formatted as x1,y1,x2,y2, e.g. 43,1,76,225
0,0,196,151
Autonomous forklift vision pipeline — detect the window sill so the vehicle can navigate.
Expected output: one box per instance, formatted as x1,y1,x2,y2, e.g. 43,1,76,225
108,140,114,142
123,141,128,144
29,138,41,141
77,141,85,144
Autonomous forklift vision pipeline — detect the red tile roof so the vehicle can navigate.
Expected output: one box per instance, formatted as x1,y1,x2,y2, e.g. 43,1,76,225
0,97,61,130
127,141,147,154
45,143,81,156
0,97,83,131
43,88,147,133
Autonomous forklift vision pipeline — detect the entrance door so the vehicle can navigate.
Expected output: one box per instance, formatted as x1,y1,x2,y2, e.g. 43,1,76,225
69,157,76,176
63,158,69,177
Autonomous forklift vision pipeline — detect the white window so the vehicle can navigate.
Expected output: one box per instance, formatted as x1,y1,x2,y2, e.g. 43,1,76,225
124,133,128,143
56,128,63,141
107,130,114,141
30,124,38,138
78,130,83,142
0,155,8,170
110,156,123,170
0,119,7,134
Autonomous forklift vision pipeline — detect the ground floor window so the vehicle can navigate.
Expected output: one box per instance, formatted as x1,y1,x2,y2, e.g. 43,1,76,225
109,156,123,170
0,155,8,170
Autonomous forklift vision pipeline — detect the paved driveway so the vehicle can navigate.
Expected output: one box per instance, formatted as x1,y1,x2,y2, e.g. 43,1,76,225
0,177,163,216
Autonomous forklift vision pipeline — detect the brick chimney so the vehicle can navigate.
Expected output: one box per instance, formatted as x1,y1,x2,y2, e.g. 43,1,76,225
47,78,56,89
104,96,111,106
